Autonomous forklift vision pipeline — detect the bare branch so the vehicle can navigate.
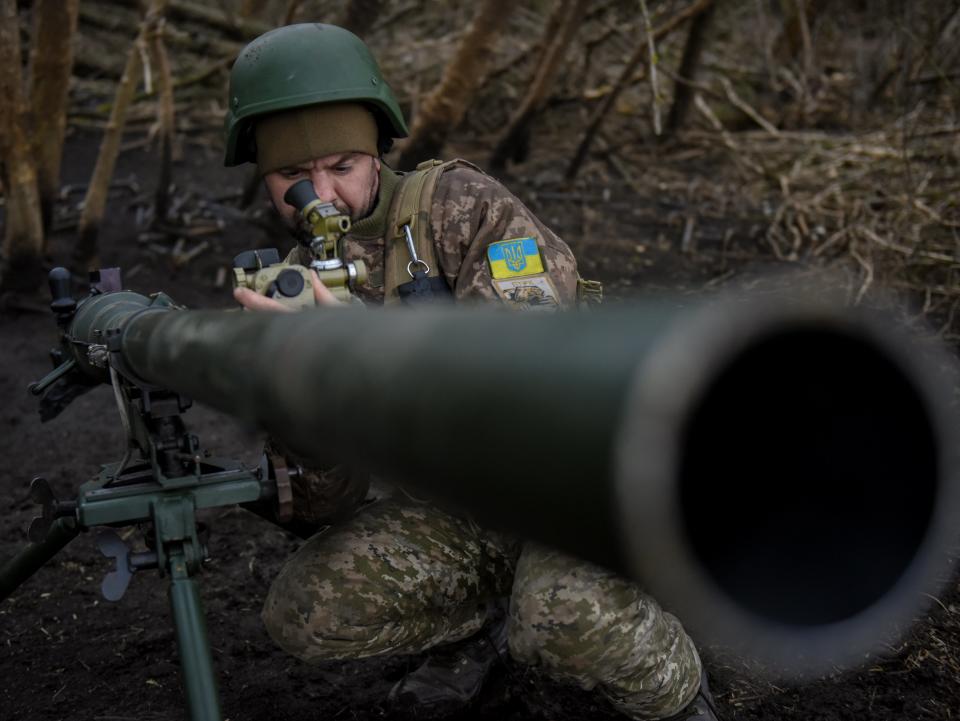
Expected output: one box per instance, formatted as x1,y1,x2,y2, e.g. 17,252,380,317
638,0,661,136
566,0,715,180
489,0,590,171
397,0,516,169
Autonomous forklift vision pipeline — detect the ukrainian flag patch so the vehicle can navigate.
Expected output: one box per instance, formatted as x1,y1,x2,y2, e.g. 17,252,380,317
487,238,545,279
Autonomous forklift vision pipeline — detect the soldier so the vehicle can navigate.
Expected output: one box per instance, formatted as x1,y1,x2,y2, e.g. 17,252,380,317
225,23,719,721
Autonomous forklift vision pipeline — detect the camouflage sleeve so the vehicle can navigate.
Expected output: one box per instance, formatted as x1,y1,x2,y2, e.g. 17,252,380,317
429,167,579,309
264,437,370,527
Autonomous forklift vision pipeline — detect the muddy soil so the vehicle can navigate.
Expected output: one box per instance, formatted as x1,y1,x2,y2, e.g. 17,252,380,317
2,132,959,721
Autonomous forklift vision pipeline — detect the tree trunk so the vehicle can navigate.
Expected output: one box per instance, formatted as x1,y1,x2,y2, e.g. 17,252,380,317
565,0,715,180
339,0,384,38
74,0,169,271
146,15,177,223
488,0,590,171
0,0,45,292
771,0,830,66
28,0,80,237
663,0,716,136
397,0,515,170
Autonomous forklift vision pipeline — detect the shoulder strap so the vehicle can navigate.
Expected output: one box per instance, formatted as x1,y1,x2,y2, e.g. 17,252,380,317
383,159,600,308
383,158,482,305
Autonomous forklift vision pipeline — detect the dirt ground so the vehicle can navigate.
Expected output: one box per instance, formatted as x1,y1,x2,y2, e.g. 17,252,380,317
2,124,959,721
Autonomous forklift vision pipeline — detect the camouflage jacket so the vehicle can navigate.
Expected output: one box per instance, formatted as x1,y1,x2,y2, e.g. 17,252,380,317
286,162,581,309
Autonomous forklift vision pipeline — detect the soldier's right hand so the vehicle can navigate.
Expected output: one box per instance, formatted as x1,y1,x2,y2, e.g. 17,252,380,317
234,270,339,311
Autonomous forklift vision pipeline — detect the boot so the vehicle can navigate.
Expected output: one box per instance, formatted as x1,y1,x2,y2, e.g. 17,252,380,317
387,601,509,717
662,669,721,721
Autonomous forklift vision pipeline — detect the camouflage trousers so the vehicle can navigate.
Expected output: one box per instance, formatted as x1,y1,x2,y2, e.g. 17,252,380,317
262,498,702,720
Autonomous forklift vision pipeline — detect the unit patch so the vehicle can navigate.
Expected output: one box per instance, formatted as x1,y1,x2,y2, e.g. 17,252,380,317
492,274,560,311
487,238,545,279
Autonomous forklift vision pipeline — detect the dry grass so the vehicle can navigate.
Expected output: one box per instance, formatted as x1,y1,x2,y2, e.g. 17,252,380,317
679,118,960,328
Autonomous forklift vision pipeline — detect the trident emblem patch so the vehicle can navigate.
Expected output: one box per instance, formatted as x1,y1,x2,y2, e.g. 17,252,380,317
487,238,545,279
501,241,527,273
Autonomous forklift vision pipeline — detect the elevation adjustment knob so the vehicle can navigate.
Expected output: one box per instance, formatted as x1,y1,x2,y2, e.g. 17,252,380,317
28,477,77,543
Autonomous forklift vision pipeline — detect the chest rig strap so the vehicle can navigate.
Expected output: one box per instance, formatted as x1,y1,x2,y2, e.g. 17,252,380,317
383,158,482,305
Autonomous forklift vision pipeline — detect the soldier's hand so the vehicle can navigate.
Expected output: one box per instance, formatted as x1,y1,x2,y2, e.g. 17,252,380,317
233,270,341,311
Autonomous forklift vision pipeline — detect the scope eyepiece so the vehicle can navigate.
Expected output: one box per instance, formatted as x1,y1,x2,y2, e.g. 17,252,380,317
283,179,318,211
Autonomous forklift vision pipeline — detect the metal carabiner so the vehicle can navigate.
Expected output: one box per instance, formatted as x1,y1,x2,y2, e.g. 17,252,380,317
402,224,431,278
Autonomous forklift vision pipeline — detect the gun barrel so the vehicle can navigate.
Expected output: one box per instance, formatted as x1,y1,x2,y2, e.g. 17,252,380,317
114,297,958,674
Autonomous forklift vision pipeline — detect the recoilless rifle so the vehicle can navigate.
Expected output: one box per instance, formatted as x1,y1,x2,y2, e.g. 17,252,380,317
3,269,960,721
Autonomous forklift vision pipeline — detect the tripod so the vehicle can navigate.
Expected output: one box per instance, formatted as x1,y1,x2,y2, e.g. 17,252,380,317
0,269,288,721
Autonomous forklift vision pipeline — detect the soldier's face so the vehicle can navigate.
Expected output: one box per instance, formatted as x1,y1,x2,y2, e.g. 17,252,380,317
263,152,381,226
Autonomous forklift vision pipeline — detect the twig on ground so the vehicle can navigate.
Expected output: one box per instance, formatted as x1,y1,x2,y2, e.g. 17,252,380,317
720,77,780,136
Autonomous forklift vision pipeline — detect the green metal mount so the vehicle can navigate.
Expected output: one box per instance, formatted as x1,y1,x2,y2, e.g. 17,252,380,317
1,437,274,721
0,268,286,721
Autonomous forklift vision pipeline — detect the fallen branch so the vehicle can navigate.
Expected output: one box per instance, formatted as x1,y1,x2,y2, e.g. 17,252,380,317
78,4,242,62
720,77,780,136
168,236,205,267
105,0,269,40
692,93,766,177
848,241,874,305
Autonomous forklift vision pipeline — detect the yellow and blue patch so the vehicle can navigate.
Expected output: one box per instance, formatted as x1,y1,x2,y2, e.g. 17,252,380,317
487,238,544,279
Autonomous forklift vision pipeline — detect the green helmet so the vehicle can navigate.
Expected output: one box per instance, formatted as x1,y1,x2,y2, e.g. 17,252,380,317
223,23,408,166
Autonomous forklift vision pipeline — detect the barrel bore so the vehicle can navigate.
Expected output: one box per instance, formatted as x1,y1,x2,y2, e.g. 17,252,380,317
680,327,937,626
616,307,956,673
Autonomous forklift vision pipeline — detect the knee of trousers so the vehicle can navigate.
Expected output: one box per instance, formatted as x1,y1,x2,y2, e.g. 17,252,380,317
261,513,492,663
261,552,398,663
508,545,702,718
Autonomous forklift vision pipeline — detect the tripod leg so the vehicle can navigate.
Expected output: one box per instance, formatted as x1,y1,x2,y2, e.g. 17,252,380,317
0,518,79,601
168,553,222,721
